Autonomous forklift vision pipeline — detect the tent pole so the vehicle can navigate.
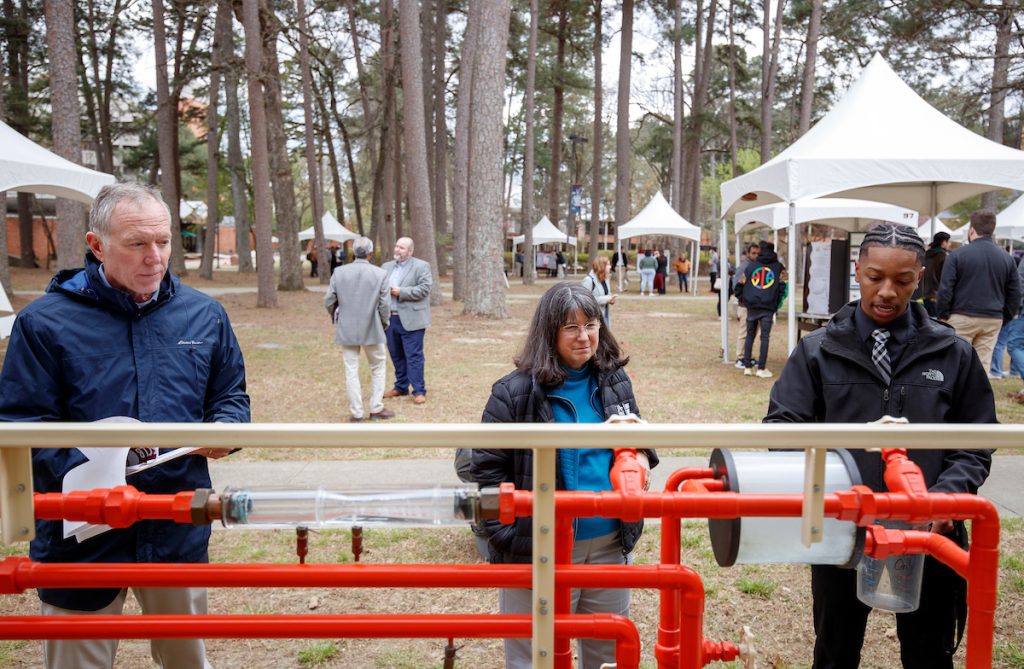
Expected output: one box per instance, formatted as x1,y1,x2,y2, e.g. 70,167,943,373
929,181,938,240
788,202,797,355
720,220,729,364
616,239,623,293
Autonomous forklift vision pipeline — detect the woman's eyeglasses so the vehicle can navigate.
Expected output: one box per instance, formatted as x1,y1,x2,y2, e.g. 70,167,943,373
560,322,601,336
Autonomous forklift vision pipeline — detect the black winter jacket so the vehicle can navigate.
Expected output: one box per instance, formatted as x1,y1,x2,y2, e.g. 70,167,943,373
936,236,1021,323
765,302,993,494
921,246,947,301
471,366,658,564
735,250,786,311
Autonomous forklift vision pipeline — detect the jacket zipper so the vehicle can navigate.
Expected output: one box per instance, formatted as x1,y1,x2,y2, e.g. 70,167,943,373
898,386,906,416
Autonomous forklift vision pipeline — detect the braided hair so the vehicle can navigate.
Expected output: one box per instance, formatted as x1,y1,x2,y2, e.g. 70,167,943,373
859,223,926,265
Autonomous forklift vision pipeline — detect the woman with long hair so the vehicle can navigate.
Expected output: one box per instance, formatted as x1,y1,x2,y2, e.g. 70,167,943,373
582,256,617,325
471,282,658,669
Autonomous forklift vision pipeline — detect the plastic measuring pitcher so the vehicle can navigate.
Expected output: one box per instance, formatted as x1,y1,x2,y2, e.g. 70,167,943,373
856,520,925,613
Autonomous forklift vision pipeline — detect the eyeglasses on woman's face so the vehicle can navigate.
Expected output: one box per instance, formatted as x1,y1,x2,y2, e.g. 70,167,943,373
559,321,601,338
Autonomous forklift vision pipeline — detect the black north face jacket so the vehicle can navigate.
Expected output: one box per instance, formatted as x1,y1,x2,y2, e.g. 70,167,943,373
471,366,658,564
764,301,993,494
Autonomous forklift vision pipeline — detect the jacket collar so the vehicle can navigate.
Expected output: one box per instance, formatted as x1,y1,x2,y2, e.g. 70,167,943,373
47,252,178,316
823,301,956,379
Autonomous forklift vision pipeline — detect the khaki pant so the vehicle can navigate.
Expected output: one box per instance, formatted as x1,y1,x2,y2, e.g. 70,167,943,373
41,587,212,669
342,343,387,419
736,304,748,360
945,313,1003,373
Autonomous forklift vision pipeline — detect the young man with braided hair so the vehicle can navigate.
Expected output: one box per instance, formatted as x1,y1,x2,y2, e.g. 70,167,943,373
764,223,993,669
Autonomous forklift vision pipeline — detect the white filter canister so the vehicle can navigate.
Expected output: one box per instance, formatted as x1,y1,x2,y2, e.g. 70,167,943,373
708,449,864,567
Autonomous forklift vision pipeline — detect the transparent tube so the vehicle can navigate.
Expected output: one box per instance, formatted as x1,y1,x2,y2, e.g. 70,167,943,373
220,486,480,529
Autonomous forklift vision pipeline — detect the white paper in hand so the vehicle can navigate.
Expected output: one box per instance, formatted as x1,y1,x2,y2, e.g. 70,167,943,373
62,446,131,542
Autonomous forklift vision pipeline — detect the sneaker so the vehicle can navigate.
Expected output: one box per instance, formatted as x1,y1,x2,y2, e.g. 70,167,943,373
755,369,773,379
734,359,746,369
988,373,1004,381
743,367,754,376
368,409,395,420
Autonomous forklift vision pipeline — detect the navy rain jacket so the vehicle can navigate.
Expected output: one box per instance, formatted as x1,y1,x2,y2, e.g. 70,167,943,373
0,252,250,610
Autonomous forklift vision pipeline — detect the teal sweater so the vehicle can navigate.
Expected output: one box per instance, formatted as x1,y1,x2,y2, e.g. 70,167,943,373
548,364,618,540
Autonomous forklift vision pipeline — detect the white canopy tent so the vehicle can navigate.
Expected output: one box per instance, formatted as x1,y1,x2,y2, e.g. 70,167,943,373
0,120,114,203
0,120,114,339
916,216,957,242
720,54,1024,357
735,198,919,234
512,216,577,246
615,191,702,293
298,212,360,243
994,194,1024,241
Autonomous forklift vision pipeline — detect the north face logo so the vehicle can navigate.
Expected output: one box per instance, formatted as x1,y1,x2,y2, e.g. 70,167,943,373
922,369,944,382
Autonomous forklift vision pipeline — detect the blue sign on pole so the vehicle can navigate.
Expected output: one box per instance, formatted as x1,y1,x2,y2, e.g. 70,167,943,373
569,184,583,215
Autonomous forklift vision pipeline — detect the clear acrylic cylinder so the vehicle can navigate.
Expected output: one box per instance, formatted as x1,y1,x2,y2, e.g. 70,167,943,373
220,486,479,529
856,520,925,613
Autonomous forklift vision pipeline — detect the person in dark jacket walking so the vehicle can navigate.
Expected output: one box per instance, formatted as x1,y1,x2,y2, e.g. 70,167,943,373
471,282,658,669
921,231,950,317
0,182,251,669
936,209,1021,373
734,240,786,378
765,223,993,669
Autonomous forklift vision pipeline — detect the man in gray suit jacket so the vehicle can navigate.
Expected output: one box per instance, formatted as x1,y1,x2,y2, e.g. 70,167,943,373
381,236,433,404
324,237,395,422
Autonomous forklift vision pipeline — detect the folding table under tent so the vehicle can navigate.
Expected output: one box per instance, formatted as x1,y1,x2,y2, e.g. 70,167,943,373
720,53,1024,359
298,212,360,244
615,191,701,293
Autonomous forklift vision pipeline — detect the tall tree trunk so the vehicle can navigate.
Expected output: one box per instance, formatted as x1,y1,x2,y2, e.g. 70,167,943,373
242,0,277,306
432,0,448,276
982,7,1012,211
151,0,186,275
398,0,441,304
670,0,683,211
225,40,253,273
297,0,328,284
258,0,303,290
588,0,602,261
345,0,379,238
520,0,538,285
315,89,345,226
613,0,633,231
547,1,569,226
338,118,365,235
44,0,87,270
727,0,738,176
797,0,822,137
378,0,397,256
452,0,482,300
683,0,718,224
4,0,33,267
201,0,231,280
759,0,785,163
393,102,403,241
463,0,511,318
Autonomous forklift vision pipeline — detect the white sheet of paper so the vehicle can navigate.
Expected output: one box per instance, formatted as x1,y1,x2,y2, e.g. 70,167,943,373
62,447,130,541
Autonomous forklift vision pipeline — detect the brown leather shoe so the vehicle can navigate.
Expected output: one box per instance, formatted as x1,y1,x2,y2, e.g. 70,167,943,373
383,389,407,399
368,409,395,420
349,416,364,423
413,394,426,405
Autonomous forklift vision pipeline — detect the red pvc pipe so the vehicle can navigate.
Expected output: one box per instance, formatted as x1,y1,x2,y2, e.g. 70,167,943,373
664,467,717,492
0,614,641,669
33,486,195,527
863,527,969,578
555,516,574,669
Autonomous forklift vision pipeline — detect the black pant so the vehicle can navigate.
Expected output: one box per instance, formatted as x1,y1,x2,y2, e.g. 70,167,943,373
811,553,963,669
744,309,774,368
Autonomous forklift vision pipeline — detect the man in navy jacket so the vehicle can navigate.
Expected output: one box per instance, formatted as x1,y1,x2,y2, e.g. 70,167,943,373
936,209,1021,373
0,182,250,669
